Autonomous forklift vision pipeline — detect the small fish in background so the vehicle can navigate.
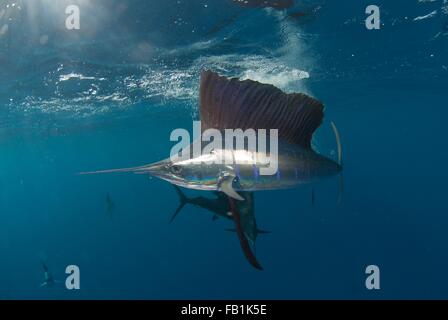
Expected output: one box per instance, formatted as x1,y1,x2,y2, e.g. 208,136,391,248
207,0,310,36
106,193,115,220
285,5,322,24
288,10,307,19
40,262,57,288
232,0,294,10
232,0,322,27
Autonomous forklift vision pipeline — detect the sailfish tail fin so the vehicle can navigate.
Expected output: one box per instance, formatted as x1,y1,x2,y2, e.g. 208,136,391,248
330,121,344,204
170,186,188,223
330,121,342,166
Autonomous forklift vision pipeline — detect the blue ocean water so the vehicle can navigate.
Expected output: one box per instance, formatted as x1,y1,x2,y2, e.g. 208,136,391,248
0,0,447,299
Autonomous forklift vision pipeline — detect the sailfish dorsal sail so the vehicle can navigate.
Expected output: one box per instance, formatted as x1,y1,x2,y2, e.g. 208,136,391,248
199,70,324,149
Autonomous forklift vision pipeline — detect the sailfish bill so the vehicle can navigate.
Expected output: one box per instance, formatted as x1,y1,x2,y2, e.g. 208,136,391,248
78,165,150,175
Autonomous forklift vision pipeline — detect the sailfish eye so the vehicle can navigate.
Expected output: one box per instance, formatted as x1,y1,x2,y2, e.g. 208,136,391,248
171,165,182,174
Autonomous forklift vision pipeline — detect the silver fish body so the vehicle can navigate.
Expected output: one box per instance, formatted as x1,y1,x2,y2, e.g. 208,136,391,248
145,139,341,192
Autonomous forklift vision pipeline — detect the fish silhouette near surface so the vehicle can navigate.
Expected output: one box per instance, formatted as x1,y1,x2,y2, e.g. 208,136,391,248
81,70,343,269
232,0,294,9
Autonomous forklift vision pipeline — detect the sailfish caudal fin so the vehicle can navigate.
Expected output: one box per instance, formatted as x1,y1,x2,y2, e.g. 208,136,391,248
331,121,342,166
330,121,343,204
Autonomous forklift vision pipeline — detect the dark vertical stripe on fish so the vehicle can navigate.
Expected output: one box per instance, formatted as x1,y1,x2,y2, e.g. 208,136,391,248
235,164,241,180
253,164,259,182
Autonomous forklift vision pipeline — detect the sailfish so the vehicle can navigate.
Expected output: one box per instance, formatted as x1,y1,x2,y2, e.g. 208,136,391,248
170,186,270,248
80,70,342,270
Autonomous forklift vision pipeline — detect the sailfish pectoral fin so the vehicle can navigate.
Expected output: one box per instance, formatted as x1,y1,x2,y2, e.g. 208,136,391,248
218,175,244,201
